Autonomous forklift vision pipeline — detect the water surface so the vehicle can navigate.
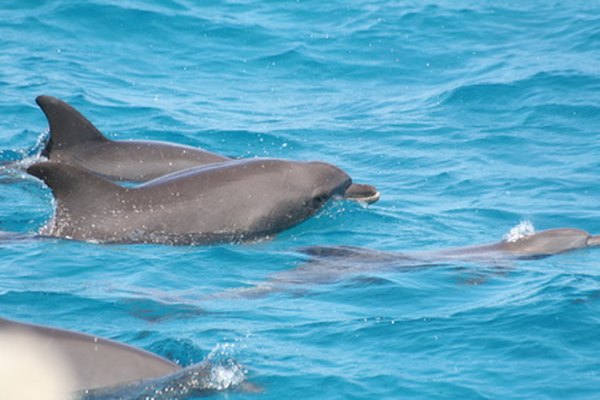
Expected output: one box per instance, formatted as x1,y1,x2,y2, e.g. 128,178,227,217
1,1,599,398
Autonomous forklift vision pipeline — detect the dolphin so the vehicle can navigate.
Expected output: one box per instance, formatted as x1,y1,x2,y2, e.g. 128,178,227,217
36,95,229,181
26,158,352,244
426,228,600,260
0,317,179,391
297,228,600,269
217,228,600,298
35,95,380,203
0,317,253,399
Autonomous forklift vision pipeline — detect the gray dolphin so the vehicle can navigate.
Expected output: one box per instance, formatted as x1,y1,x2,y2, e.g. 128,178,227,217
427,228,600,260
0,317,253,399
36,95,229,181
299,228,600,267
0,317,178,391
218,228,600,298
36,95,380,203
26,158,351,244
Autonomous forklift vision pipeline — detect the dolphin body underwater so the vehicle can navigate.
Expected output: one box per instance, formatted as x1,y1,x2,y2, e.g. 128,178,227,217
35,95,380,203
218,228,600,298
0,317,253,400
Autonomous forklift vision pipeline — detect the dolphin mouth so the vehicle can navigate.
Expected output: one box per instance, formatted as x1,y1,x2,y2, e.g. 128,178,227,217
343,183,380,204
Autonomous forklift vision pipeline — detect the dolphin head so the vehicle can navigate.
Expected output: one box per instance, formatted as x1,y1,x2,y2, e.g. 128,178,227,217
301,161,352,207
502,228,591,257
253,160,352,231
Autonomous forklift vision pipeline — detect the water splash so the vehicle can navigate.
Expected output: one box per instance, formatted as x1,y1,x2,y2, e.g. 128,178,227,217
205,342,247,390
80,343,250,400
0,130,48,173
28,130,51,158
504,221,535,243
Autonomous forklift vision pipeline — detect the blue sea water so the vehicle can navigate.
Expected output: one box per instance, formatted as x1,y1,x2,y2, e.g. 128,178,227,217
1,0,600,398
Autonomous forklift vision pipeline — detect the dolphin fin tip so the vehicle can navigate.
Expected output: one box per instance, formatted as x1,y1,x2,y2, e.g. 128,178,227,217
34,95,107,156
35,95,54,106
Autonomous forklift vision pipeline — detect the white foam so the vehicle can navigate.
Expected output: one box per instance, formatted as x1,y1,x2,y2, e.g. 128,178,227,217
204,343,247,390
9,154,46,169
504,220,535,243
207,361,247,390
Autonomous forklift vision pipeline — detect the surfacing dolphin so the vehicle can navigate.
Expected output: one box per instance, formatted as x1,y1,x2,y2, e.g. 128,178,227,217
217,228,600,298
422,227,600,260
0,317,252,399
35,95,380,203
26,157,351,244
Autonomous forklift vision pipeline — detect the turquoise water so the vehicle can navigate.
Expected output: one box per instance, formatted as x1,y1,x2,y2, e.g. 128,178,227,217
1,0,600,398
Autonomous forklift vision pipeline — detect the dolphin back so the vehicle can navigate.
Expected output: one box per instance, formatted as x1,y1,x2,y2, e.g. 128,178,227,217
497,228,591,257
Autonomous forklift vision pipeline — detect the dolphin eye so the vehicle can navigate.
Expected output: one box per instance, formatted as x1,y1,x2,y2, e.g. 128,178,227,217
312,194,328,208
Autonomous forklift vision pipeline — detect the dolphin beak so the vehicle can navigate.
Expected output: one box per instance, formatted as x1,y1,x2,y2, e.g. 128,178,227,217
343,183,380,204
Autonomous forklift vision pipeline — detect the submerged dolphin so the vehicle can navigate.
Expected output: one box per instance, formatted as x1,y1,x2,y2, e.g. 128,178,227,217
218,228,600,298
35,95,380,203
26,158,351,244
0,317,252,399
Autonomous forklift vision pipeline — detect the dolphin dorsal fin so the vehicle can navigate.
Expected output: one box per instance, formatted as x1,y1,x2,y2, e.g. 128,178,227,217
36,95,107,157
27,162,127,219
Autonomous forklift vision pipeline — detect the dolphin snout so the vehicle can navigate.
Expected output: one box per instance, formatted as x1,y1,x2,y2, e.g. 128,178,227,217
307,161,352,195
306,161,380,204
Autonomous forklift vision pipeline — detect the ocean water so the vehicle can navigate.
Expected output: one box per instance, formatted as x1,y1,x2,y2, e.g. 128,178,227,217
1,0,600,398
